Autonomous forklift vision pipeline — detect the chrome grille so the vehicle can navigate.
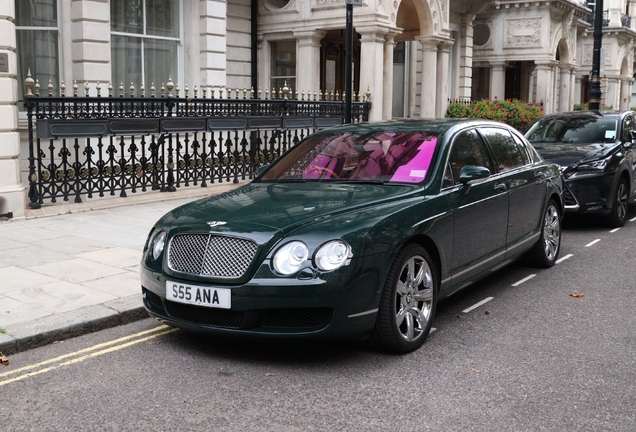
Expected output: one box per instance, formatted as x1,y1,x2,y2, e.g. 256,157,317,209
168,234,258,278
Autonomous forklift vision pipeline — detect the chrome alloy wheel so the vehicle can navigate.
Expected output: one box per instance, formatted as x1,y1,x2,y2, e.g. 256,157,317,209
394,255,434,342
542,203,561,262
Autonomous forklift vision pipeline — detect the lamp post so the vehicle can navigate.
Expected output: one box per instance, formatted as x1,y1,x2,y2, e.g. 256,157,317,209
344,0,361,123
589,0,604,110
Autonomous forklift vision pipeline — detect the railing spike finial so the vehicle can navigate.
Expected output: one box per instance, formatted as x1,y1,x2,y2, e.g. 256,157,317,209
108,82,113,97
244,88,248,100
185,84,189,98
140,82,145,97
236,88,240,100
295,88,299,100
193,85,198,98
119,82,124,97
211,86,216,99
160,83,166,97
150,83,156,97
166,76,174,97
85,81,90,96
24,68,34,96
48,79,53,96
61,81,66,97
130,82,135,97
175,83,180,97
96,81,101,97
366,87,371,102
202,85,207,98
73,80,78,97
301,90,305,101
283,81,289,100
265,88,269,100
250,87,255,99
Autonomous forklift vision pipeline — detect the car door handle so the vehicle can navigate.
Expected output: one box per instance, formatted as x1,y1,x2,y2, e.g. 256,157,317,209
534,171,544,179
494,183,507,193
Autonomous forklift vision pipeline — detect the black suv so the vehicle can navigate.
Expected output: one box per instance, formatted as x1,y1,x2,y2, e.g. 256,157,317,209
525,110,636,227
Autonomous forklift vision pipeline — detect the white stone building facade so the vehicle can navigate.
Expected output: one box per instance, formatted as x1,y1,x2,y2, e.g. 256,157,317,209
2,0,636,218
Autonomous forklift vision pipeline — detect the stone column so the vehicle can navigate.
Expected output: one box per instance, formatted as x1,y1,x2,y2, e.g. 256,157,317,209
416,37,438,118
621,77,632,110
436,40,453,117
200,0,227,89
458,14,475,100
489,61,506,101
382,32,397,120
558,65,572,112
569,67,576,109
574,74,582,105
70,0,111,94
294,30,325,97
605,76,621,110
0,2,25,218
359,28,388,121
535,61,556,113
408,41,418,117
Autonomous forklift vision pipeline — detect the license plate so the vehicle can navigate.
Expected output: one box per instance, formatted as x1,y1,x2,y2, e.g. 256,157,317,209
165,281,231,309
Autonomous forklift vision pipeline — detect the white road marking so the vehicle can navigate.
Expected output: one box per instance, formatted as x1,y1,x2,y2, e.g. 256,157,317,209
556,254,573,264
586,239,601,247
512,274,536,287
462,297,494,313
630,216,636,222
610,228,621,233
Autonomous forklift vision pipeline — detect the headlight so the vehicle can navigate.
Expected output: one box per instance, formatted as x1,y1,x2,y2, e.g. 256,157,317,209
272,241,309,275
578,156,611,171
314,240,351,271
150,231,167,261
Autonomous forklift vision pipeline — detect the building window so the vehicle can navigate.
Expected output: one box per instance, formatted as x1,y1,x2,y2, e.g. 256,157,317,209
270,40,296,96
111,0,181,93
15,0,61,102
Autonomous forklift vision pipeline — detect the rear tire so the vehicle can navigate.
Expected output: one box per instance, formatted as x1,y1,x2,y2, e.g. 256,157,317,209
528,199,561,268
369,244,437,354
606,177,628,228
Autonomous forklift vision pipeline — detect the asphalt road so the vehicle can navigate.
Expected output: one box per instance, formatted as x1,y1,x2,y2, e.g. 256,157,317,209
2,208,635,431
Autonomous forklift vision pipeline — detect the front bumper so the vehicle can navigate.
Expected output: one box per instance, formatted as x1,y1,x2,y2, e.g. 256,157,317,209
140,265,381,341
562,171,614,215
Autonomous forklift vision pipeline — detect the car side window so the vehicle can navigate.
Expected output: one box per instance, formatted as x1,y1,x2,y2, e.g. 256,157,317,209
448,129,495,185
479,127,528,171
622,114,635,142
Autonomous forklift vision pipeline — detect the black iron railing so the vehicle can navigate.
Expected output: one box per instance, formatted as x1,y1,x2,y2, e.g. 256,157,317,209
24,78,371,208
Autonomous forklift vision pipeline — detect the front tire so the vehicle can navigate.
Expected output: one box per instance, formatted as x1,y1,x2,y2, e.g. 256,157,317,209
370,244,437,354
528,199,561,268
606,177,628,228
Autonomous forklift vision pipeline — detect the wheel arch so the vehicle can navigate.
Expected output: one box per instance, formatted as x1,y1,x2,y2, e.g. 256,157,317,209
401,234,442,293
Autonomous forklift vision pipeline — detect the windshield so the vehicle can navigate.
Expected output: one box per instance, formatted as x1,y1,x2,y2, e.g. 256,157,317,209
525,116,619,145
258,131,439,184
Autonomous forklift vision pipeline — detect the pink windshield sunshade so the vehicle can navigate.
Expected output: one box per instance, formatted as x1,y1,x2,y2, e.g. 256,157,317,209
389,138,438,183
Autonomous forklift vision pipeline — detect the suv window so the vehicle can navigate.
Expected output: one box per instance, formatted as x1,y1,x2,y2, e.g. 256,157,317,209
622,114,635,142
447,129,495,185
479,127,528,171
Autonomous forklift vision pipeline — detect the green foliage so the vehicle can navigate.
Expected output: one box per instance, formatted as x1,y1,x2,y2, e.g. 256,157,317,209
573,103,588,111
445,98,544,133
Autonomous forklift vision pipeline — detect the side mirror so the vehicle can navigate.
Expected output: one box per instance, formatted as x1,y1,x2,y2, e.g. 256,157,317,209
458,165,491,184
458,165,490,195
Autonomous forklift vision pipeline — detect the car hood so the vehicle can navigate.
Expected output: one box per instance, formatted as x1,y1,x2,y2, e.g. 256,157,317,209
532,142,618,167
159,182,420,239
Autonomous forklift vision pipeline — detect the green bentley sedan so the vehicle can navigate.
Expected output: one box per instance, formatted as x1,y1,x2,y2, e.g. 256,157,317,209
141,119,564,353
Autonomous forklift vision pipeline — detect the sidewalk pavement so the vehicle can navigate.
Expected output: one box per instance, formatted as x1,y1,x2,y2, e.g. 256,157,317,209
0,183,242,355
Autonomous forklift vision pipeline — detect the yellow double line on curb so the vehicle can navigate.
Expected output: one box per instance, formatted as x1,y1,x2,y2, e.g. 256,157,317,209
0,325,178,387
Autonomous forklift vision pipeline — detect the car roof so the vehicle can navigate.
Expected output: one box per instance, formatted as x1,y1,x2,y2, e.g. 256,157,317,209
538,110,630,120
315,118,514,136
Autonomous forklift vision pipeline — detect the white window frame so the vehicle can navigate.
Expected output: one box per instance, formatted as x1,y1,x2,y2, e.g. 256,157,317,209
15,0,63,109
110,0,184,91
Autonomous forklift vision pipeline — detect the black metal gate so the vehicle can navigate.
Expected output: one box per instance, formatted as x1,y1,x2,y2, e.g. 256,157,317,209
24,80,371,209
